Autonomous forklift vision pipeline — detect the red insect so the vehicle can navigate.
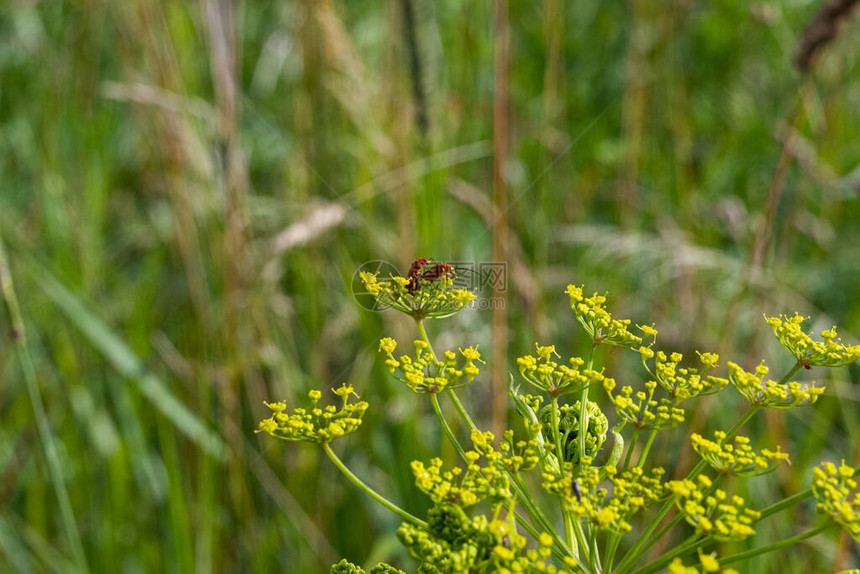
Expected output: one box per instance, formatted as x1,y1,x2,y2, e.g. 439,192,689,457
406,258,456,293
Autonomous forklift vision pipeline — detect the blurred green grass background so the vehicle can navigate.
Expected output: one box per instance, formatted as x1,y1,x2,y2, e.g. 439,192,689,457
1,0,859,571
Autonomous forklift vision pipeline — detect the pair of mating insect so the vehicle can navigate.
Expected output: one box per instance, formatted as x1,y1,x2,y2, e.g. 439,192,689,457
405,258,457,293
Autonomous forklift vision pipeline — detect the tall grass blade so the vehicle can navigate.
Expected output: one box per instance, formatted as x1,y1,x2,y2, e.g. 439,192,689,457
0,239,89,574
24,261,226,461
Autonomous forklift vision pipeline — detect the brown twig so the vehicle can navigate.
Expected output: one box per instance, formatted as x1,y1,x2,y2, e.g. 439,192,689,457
796,0,860,73
492,0,510,437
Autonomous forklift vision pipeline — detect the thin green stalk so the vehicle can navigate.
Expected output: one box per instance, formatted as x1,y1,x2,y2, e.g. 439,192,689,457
321,443,426,527
550,392,585,557
636,430,657,468
778,361,803,385
447,389,479,432
579,344,596,474
634,474,726,567
562,510,575,558
0,239,89,574
589,531,601,573
757,487,812,521
509,475,581,565
622,428,641,473
431,394,468,461
629,533,702,574
717,523,833,567
415,319,436,359
551,395,565,467
570,514,590,566
604,532,622,573
578,386,589,473
415,318,479,434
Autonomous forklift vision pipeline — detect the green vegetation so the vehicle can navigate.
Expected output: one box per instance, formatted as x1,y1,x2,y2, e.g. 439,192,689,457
1,0,859,572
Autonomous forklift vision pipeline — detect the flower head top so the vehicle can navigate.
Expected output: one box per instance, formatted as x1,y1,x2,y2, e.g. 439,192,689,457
378,337,482,394
691,432,789,477
360,269,476,320
410,452,510,508
667,551,739,574
330,559,365,574
727,361,824,409
668,475,760,541
397,501,581,574
257,384,368,444
329,560,406,574
642,350,728,401
538,399,608,464
566,285,643,349
766,313,860,368
471,429,541,474
516,344,604,397
812,460,860,541
543,465,666,534
603,377,685,430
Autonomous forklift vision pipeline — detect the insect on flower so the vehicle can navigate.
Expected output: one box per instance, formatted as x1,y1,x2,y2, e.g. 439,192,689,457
406,258,458,293
406,257,434,292
571,476,582,502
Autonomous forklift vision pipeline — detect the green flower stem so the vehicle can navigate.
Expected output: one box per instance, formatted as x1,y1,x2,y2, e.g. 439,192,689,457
606,429,657,573
617,405,760,573
579,344,596,474
415,319,439,361
431,394,468,461
321,442,426,527
415,318,479,435
590,531,602,573
604,532,622,574
757,487,812,521
513,507,559,557
578,386,590,473
614,488,673,572
563,511,578,561
509,477,578,565
630,533,702,574
622,428,641,473
570,514,591,567
636,474,726,566
636,429,658,468
552,387,585,558
0,239,89,574
607,428,649,571
510,474,580,565
551,395,566,468
717,522,834,567
778,360,803,385
559,481,575,551
446,389,479,433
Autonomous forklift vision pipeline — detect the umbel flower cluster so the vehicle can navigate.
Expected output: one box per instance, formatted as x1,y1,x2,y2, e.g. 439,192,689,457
258,384,368,443
258,260,860,573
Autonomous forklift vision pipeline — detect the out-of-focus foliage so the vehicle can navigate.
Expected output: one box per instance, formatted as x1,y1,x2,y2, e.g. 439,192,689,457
0,0,858,571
